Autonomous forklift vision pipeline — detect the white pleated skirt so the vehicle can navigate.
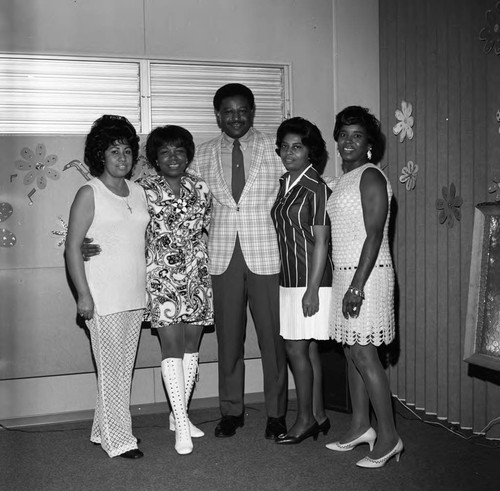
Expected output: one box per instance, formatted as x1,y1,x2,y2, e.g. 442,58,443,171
279,286,331,340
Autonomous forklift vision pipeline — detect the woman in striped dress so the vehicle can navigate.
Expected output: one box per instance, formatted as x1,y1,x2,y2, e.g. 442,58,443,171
271,117,333,444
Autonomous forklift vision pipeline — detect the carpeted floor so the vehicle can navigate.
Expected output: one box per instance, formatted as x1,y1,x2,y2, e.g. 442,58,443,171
1,401,498,491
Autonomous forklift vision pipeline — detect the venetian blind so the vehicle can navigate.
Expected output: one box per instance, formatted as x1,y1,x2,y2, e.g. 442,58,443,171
0,56,289,137
0,57,140,134
148,62,288,141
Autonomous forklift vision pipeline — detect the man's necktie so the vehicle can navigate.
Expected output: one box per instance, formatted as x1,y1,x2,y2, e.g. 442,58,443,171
232,139,245,202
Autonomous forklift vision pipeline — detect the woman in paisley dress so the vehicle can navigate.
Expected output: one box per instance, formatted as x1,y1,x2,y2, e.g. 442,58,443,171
138,125,213,455
325,107,402,468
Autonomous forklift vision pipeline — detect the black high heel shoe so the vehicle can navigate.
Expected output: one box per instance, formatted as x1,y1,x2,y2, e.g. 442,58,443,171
317,417,331,436
275,422,320,445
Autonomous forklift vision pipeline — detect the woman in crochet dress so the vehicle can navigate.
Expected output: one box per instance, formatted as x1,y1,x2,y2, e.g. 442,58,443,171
325,106,402,468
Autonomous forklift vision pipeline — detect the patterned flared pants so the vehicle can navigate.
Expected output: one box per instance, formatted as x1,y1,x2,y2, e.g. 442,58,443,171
86,309,143,457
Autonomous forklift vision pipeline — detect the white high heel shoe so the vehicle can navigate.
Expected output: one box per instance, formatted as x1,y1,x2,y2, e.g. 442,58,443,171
356,438,404,468
169,412,205,438
325,427,377,452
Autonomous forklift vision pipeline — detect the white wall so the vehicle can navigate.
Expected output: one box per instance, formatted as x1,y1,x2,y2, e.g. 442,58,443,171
0,0,379,423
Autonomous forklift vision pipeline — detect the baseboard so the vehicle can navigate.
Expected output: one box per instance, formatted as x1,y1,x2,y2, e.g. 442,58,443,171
0,390,296,429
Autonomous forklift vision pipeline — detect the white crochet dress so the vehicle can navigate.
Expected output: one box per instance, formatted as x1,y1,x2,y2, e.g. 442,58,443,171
326,164,395,346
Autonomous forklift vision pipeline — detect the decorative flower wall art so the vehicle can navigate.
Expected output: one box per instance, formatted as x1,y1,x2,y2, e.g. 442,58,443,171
479,1,500,55
0,202,16,248
51,216,68,247
15,143,60,198
488,176,500,201
435,183,463,228
399,161,419,191
62,159,91,181
393,101,414,142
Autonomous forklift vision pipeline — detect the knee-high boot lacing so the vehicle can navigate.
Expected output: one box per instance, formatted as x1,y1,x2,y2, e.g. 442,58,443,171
169,352,204,437
162,358,193,455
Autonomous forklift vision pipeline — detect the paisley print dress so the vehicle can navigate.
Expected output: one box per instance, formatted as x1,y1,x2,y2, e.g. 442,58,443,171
138,173,214,328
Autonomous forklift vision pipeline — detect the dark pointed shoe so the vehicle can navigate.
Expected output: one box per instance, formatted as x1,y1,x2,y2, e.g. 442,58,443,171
214,414,244,438
93,437,141,446
265,416,287,440
119,448,144,459
317,417,331,436
275,422,320,445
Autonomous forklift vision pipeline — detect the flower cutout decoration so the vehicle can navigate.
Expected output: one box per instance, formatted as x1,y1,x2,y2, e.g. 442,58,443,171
399,161,419,191
435,183,463,229
15,143,60,189
51,216,68,247
0,202,16,248
479,1,500,55
488,177,500,201
393,101,414,142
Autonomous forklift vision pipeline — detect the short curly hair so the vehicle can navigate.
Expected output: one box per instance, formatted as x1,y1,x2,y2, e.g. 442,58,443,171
213,83,255,111
145,125,195,172
333,106,385,164
275,117,329,174
84,115,140,177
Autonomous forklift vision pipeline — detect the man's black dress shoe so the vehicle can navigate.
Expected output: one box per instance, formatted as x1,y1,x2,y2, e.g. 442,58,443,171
214,414,244,437
275,421,320,445
119,448,144,459
265,416,287,440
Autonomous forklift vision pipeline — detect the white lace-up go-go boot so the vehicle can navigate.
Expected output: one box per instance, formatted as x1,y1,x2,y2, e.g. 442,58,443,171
162,358,193,455
169,352,204,438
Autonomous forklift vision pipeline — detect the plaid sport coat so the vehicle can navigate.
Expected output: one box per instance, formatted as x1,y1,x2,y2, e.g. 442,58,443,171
191,129,285,276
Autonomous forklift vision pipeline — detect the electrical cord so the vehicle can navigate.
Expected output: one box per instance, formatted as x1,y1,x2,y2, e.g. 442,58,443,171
393,396,500,448
0,404,263,434
2,400,498,448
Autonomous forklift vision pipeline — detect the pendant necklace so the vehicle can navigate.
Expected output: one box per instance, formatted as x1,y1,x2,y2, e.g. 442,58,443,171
122,196,133,214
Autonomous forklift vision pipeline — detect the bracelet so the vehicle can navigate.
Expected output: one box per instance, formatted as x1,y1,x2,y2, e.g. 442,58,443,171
348,286,365,299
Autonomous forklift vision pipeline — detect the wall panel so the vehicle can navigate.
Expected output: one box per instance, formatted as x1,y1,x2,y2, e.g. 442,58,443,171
380,0,500,437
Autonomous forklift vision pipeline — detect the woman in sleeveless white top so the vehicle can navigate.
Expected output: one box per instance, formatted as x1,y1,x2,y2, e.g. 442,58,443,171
325,107,403,468
66,116,149,459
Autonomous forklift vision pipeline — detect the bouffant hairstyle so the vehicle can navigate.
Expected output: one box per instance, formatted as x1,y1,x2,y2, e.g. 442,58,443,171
333,106,385,164
275,117,329,174
145,125,195,172
84,115,140,177
213,83,255,111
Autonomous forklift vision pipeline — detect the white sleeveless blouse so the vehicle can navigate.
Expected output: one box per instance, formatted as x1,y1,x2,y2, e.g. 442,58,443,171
84,178,149,316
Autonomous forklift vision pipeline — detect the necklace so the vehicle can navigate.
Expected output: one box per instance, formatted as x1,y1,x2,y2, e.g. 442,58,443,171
98,177,133,213
122,196,133,214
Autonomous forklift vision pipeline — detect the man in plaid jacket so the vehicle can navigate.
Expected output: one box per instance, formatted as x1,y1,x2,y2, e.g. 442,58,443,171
191,83,288,440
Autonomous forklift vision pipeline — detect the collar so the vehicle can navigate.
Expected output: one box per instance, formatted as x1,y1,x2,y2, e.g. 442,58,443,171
284,164,314,194
221,127,255,150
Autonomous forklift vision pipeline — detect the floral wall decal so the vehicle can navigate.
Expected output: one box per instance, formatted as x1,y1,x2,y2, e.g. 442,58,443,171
51,216,68,247
393,100,414,142
14,143,60,190
62,159,91,181
488,176,500,201
0,202,16,248
399,160,419,191
479,1,500,55
435,183,463,229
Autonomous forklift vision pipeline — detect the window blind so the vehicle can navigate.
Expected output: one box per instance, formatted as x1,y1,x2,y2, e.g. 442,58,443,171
149,63,288,141
0,57,140,134
0,56,289,138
